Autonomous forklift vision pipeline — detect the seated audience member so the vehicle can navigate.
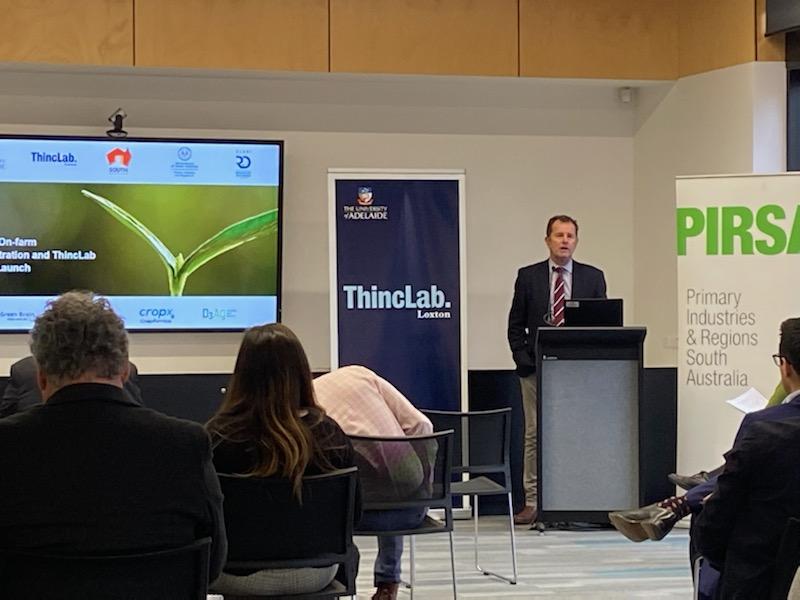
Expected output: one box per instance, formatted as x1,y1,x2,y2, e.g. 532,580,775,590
314,365,433,600
0,291,226,580
669,381,788,491
694,322,800,599
609,318,800,597
609,320,800,546
0,354,143,418
206,323,359,597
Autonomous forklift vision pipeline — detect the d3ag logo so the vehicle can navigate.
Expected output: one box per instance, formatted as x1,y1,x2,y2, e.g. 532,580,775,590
202,308,237,321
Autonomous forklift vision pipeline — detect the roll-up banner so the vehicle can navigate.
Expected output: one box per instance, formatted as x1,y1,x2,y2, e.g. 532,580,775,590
676,173,800,473
329,170,467,412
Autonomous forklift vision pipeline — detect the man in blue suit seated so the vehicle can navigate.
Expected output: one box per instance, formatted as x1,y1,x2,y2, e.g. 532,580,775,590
610,318,800,595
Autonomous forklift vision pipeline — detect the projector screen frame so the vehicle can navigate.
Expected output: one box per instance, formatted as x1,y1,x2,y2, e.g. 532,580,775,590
0,134,284,334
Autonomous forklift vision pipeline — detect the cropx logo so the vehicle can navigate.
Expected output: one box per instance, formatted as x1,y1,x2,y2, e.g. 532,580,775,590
106,147,132,167
139,307,174,324
202,307,237,322
342,284,452,319
677,205,800,256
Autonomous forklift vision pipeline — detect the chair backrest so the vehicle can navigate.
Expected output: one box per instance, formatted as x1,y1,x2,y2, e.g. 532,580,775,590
218,467,357,567
0,537,211,600
771,517,800,600
347,430,454,512
423,408,511,479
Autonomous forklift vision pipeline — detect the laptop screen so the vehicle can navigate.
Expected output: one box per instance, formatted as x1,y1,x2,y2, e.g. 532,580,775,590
563,298,623,327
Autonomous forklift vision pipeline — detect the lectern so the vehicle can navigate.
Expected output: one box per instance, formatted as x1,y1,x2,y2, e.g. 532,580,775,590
536,326,647,524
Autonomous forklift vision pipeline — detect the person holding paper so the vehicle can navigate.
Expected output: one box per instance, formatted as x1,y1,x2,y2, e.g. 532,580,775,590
669,383,787,490
507,214,606,525
694,320,800,598
609,318,800,547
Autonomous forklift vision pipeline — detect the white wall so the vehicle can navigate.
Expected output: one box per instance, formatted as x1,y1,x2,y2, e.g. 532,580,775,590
0,61,784,380
634,61,786,470
633,61,786,368
0,125,634,374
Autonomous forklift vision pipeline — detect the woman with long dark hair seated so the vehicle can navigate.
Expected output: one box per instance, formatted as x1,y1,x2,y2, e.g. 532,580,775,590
206,323,358,596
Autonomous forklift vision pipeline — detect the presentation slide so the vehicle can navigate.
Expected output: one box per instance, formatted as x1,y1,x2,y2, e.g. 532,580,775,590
0,137,282,331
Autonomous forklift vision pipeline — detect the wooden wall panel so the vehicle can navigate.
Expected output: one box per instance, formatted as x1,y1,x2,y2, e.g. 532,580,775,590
135,0,328,71
330,0,518,76
520,0,679,80
756,0,785,62
678,0,755,77
0,0,132,65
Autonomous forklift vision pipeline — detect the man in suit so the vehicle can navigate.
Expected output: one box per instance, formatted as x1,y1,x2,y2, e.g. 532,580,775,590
507,214,607,524
0,355,144,418
693,318,800,598
0,291,227,581
610,319,800,547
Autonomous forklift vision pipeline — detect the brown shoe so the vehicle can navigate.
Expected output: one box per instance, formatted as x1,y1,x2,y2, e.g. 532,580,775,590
372,582,399,600
514,505,537,525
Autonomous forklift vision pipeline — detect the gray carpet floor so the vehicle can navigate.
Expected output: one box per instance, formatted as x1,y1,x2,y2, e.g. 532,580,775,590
353,516,692,599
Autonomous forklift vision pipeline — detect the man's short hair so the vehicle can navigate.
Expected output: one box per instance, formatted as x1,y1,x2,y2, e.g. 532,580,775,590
30,291,128,383
546,215,579,237
779,318,800,371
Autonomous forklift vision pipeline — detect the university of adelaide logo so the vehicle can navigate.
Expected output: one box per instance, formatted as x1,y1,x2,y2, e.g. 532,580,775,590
356,187,374,205
343,186,388,220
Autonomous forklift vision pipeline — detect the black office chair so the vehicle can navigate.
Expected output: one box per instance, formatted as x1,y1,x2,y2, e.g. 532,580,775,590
349,430,456,600
770,517,800,600
216,467,359,599
423,407,517,584
692,517,800,600
0,537,211,600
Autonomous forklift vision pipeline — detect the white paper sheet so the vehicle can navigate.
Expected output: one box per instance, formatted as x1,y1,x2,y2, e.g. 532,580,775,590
726,387,768,414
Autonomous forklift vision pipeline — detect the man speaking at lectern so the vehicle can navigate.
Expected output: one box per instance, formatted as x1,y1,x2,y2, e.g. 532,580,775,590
507,215,607,524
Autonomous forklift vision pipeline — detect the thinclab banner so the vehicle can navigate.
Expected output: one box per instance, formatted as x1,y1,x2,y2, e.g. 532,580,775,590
676,173,800,473
329,171,466,411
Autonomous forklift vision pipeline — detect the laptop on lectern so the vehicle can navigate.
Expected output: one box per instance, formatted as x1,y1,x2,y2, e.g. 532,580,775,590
563,298,623,327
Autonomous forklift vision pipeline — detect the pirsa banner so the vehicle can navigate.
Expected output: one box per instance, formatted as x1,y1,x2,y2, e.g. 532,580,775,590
328,170,466,411
676,173,800,474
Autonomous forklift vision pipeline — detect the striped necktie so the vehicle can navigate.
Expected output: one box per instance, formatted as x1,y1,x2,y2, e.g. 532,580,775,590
552,266,566,326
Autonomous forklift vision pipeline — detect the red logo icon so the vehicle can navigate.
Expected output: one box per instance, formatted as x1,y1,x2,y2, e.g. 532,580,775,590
106,147,132,167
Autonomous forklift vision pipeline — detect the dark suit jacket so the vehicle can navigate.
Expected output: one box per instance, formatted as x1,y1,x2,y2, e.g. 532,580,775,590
686,396,800,507
0,382,227,580
0,356,143,418
695,416,800,599
507,259,607,376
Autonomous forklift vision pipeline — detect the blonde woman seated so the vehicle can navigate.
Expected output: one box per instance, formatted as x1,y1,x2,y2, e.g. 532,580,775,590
206,323,359,596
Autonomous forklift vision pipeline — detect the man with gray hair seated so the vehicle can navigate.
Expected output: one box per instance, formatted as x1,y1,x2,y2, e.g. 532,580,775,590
0,291,227,581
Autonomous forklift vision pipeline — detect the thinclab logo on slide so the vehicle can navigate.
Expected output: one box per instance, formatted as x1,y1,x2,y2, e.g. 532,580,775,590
677,205,800,256
342,284,452,319
31,151,76,166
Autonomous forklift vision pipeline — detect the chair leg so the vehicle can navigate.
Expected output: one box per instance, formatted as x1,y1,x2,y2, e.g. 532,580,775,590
472,493,518,584
448,529,458,600
507,491,519,584
473,494,481,573
409,535,416,600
